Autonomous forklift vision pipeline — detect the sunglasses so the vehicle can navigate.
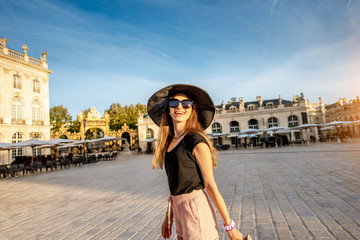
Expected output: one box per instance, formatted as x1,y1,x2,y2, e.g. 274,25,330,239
168,99,193,109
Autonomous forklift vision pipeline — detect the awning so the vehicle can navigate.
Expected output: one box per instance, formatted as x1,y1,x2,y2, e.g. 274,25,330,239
140,138,157,143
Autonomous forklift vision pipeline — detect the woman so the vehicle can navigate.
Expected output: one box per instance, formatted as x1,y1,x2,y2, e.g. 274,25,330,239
147,84,245,240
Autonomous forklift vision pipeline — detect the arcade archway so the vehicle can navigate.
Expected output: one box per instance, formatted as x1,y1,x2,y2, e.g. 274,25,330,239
85,128,104,140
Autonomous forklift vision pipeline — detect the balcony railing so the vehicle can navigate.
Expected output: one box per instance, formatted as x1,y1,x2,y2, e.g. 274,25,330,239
8,49,24,60
29,56,41,65
12,119,26,125
32,120,44,126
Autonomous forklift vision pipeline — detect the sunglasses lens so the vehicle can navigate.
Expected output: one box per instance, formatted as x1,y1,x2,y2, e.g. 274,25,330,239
181,101,193,109
168,100,193,109
168,100,179,108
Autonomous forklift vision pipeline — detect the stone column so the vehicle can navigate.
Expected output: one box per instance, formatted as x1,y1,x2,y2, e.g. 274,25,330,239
291,130,295,143
314,127,319,143
306,128,310,145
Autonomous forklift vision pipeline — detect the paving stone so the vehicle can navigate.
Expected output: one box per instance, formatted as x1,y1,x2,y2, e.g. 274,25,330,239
310,229,334,239
1,143,360,239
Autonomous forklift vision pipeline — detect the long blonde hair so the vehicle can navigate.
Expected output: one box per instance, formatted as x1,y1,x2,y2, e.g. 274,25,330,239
152,101,217,169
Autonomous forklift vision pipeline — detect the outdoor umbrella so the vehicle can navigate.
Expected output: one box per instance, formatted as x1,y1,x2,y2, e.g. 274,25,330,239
86,136,126,152
6,139,48,163
319,126,335,131
324,121,352,143
324,121,351,126
240,129,263,135
237,134,257,138
0,143,16,164
265,127,286,147
293,123,322,144
140,138,157,143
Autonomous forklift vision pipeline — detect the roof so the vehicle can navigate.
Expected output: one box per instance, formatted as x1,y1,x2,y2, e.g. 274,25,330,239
215,98,293,110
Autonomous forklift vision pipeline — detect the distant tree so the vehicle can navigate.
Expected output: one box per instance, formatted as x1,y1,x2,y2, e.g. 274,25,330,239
106,103,147,131
50,105,72,132
67,120,81,133
81,107,92,118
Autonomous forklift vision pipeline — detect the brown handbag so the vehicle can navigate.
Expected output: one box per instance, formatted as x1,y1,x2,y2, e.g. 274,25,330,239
243,234,253,240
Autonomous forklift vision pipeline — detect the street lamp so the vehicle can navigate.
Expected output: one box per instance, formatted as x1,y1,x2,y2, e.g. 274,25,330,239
83,119,87,159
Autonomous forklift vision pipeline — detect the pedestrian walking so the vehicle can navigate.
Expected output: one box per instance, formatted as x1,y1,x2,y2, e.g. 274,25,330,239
147,84,248,240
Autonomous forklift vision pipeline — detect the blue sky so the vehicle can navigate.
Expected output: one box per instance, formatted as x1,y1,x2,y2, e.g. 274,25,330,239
1,0,359,118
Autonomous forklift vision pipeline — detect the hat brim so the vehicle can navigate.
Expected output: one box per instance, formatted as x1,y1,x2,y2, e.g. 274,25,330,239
147,84,215,129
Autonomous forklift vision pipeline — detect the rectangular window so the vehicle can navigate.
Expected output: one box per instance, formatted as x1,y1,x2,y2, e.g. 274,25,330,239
13,75,21,89
301,112,308,124
33,80,40,93
32,107,41,121
12,104,21,120
33,148,41,156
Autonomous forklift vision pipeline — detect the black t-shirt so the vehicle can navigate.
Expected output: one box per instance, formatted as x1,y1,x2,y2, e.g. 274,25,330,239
165,132,207,196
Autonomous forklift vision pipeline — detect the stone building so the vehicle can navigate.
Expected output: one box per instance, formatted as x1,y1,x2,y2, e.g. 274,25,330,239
137,93,326,151
325,97,360,136
0,37,52,163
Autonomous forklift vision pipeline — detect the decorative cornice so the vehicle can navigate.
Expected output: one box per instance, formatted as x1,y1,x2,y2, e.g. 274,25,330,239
0,52,52,74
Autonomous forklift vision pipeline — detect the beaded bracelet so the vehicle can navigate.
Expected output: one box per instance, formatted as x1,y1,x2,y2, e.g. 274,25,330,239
222,219,235,231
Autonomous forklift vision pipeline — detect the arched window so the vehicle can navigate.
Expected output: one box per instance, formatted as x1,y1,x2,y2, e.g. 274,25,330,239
12,132,23,160
13,74,21,89
32,100,41,122
33,79,40,93
230,121,239,132
32,132,42,156
288,115,299,127
146,129,154,139
12,97,22,121
267,117,278,128
248,119,258,129
212,122,222,133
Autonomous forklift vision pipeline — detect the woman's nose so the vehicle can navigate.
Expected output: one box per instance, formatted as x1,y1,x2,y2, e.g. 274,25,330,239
176,102,184,109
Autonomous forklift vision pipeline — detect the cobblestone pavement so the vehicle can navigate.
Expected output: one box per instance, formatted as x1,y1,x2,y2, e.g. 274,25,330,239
1,142,360,240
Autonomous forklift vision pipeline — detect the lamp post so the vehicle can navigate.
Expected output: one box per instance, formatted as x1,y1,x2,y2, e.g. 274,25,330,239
83,119,87,160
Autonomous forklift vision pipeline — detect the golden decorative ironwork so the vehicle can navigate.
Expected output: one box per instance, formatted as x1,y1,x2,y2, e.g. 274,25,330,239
51,107,138,149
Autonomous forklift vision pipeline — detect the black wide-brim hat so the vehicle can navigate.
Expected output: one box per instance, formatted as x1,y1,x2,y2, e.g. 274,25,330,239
147,84,215,129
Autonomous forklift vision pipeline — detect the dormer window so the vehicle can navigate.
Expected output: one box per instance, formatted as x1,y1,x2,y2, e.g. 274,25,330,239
266,102,274,109
247,104,256,111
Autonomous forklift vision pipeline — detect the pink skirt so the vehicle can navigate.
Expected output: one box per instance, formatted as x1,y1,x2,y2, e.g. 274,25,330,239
168,189,219,240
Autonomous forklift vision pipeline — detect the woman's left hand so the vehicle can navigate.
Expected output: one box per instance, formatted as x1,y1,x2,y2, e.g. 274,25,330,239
227,228,243,240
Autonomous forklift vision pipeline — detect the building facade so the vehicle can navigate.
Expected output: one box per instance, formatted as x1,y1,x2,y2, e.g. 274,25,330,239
0,37,52,163
325,97,360,136
137,93,327,151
